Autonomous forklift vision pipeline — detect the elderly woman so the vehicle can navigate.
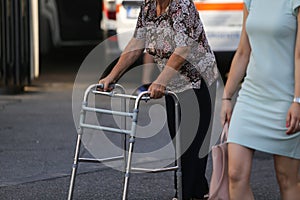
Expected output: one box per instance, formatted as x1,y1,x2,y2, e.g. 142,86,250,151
99,0,218,199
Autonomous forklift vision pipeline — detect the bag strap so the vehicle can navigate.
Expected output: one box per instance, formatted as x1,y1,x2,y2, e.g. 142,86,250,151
220,122,229,144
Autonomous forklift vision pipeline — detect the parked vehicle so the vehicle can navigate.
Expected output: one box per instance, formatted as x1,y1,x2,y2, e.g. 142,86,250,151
101,0,244,81
39,0,103,54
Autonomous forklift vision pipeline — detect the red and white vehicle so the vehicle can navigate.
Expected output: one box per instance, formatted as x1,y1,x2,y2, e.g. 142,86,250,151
101,0,244,80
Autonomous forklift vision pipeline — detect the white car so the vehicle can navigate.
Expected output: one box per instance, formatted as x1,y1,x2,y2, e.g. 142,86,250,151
101,0,244,80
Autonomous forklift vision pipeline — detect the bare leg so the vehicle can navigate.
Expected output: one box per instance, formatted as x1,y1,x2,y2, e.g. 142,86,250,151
274,155,300,200
228,143,255,200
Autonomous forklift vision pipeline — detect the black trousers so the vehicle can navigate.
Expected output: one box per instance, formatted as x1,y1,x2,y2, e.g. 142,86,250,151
165,82,211,199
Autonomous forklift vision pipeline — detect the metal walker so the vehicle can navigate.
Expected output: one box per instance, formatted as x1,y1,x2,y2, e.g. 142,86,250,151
67,83,182,200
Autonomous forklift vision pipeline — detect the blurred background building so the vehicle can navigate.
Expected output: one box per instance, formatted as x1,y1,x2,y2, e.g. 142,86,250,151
0,0,102,94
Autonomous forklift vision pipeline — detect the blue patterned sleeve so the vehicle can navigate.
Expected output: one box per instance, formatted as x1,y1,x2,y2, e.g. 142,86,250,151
244,0,251,11
292,0,300,16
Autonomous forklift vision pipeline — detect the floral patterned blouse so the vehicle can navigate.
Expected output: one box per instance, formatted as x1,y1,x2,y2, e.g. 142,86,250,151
134,0,218,92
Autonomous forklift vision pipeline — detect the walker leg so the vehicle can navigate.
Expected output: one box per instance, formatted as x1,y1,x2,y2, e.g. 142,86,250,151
122,136,135,200
176,162,182,200
122,134,127,172
121,98,127,172
175,101,182,200
174,140,182,200
67,134,82,200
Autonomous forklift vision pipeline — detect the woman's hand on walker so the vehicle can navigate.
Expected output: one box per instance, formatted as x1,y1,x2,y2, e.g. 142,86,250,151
148,82,166,99
98,76,115,92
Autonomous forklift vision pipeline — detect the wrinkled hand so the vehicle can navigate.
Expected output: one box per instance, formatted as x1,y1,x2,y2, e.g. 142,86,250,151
98,76,115,92
286,103,300,135
148,82,166,99
221,100,233,126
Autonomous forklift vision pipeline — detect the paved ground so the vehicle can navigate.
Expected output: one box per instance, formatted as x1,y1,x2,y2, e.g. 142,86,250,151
0,46,281,200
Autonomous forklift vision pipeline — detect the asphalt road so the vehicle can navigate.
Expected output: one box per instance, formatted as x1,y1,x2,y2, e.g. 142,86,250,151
0,46,281,200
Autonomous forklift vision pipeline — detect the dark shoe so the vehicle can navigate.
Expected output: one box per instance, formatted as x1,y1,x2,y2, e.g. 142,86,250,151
173,194,209,200
191,194,209,200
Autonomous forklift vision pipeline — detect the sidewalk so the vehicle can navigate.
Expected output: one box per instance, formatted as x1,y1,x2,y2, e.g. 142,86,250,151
0,47,280,200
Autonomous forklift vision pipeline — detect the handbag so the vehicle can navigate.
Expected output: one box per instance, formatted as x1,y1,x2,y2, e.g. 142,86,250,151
208,122,229,200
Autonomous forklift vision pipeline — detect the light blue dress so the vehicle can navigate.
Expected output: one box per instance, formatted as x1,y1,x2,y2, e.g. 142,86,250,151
228,0,300,159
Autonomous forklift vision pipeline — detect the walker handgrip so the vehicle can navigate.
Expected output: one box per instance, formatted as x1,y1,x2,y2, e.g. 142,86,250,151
96,83,115,90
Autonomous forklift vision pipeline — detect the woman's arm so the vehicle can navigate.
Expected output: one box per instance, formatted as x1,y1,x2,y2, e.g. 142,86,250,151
223,6,251,99
98,38,144,91
221,6,251,124
148,47,189,98
154,47,188,85
286,10,300,134
294,12,300,99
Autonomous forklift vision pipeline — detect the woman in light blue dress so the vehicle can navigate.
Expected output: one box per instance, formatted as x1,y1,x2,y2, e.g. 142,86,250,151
221,0,300,199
